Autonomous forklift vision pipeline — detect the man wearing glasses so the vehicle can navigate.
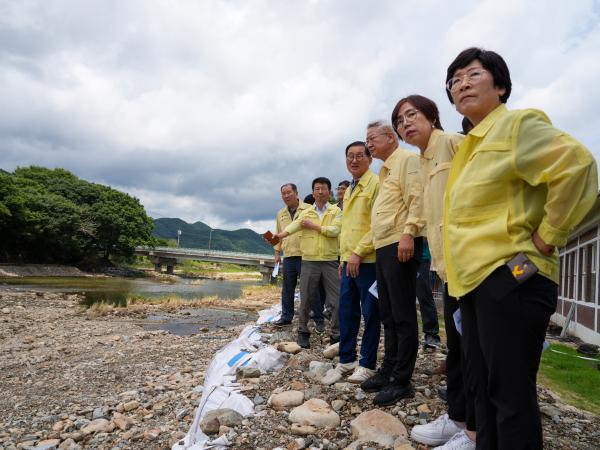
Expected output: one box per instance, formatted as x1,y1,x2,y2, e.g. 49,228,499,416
360,120,425,406
321,141,381,386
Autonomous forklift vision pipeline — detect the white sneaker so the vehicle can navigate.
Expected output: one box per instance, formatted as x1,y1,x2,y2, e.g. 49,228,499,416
410,413,465,445
347,366,376,384
432,431,475,450
320,361,358,385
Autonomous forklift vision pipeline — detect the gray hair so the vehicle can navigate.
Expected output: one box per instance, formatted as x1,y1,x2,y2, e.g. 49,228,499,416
367,120,397,141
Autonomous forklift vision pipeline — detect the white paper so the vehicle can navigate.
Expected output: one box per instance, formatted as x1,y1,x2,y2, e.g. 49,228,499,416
271,262,280,278
453,309,462,336
368,281,378,299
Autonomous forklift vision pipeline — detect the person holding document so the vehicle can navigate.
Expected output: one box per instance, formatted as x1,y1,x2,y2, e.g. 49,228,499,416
321,141,380,386
276,177,342,348
360,120,425,406
271,183,316,327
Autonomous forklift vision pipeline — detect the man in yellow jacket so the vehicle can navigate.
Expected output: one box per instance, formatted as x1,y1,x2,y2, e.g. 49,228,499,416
272,183,316,327
276,177,342,348
360,120,425,407
321,141,380,386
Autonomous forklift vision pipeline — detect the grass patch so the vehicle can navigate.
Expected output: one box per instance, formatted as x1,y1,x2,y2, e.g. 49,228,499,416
538,342,600,415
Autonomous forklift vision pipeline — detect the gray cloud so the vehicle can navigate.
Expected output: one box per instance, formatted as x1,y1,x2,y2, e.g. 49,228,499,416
1,0,599,232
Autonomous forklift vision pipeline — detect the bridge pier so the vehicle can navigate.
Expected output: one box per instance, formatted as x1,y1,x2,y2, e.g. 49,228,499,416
150,256,178,274
259,267,273,284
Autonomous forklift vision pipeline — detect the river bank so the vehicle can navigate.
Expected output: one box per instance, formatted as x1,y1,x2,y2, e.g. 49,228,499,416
0,289,598,449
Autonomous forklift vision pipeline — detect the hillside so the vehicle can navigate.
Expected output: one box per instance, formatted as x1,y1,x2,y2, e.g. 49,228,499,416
152,218,272,254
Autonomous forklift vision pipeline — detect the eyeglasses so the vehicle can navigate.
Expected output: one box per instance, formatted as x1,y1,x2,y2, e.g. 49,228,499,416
346,153,367,162
365,132,388,144
394,109,420,129
446,68,488,92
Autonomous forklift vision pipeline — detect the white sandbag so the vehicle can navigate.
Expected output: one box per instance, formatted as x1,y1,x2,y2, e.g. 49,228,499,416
174,324,284,450
256,303,282,324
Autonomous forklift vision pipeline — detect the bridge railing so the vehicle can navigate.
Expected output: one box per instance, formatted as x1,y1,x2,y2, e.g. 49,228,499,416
135,246,275,261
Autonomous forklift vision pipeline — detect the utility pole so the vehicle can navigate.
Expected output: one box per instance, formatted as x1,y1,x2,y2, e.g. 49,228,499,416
208,228,213,252
177,229,181,247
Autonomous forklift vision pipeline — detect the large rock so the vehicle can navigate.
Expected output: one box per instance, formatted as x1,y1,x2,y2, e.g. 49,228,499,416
322,342,339,359
123,400,139,412
270,390,305,410
32,439,61,450
200,408,244,434
236,366,261,379
112,412,135,431
80,418,114,435
277,342,302,354
288,399,340,428
350,409,407,447
308,361,333,378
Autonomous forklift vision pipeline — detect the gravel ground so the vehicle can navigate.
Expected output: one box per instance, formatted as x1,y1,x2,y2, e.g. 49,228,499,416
0,289,598,450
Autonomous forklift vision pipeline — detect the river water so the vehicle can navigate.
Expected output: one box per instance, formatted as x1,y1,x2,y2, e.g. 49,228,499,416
0,276,261,307
0,276,263,335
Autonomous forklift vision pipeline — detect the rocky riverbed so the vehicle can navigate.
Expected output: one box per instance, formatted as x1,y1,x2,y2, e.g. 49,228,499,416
0,289,598,450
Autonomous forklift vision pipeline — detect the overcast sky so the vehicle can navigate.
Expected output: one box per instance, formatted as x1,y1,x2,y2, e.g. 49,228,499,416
1,0,599,233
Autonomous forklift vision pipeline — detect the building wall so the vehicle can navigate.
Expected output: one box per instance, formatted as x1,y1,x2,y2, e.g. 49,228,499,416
552,219,600,345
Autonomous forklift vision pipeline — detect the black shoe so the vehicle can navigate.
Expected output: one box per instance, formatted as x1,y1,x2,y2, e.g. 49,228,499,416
315,321,325,333
328,335,339,345
424,334,441,349
323,308,332,321
273,319,292,327
373,382,414,406
297,333,310,349
437,386,447,402
360,368,390,393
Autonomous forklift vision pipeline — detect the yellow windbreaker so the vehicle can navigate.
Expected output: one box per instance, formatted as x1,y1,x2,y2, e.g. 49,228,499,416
284,203,342,261
444,104,598,298
274,201,311,257
371,147,424,250
420,130,464,282
339,169,379,263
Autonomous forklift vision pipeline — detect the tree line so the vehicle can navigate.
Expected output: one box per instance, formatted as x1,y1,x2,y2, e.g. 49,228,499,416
0,166,155,264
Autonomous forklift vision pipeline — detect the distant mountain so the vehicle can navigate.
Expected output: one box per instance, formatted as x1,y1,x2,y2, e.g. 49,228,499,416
152,218,272,254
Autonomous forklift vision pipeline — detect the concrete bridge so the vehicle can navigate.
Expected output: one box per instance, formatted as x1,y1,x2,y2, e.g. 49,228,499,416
134,246,276,281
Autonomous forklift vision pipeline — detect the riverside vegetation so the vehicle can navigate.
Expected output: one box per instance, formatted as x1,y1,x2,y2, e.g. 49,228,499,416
1,284,599,449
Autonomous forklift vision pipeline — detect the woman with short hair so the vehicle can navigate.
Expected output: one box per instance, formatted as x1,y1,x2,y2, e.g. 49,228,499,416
443,47,597,449
392,94,475,450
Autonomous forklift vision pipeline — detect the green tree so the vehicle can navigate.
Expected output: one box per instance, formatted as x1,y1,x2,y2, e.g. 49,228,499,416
0,167,155,264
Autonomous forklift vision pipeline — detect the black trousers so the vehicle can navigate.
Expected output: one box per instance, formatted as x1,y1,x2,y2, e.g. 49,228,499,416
376,238,422,385
444,285,475,431
459,267,557,450
417,259,440,337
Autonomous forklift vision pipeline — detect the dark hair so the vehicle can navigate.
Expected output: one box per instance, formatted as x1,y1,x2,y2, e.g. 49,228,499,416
445,47,511,104
461,117,474,134
280,183,298,193
303,194,315,205
344,141,370,157
391,95,443,139
312,177,331,191
337,180,351,188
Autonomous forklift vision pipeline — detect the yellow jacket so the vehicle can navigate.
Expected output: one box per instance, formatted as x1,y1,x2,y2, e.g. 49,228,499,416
420,130,464,282
274,201,312,257
340,169,379,263
371,147,425,250
444,104,598,298
285,203,342,261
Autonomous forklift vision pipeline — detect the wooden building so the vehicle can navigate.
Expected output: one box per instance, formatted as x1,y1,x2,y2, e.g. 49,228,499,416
552,194,600,345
